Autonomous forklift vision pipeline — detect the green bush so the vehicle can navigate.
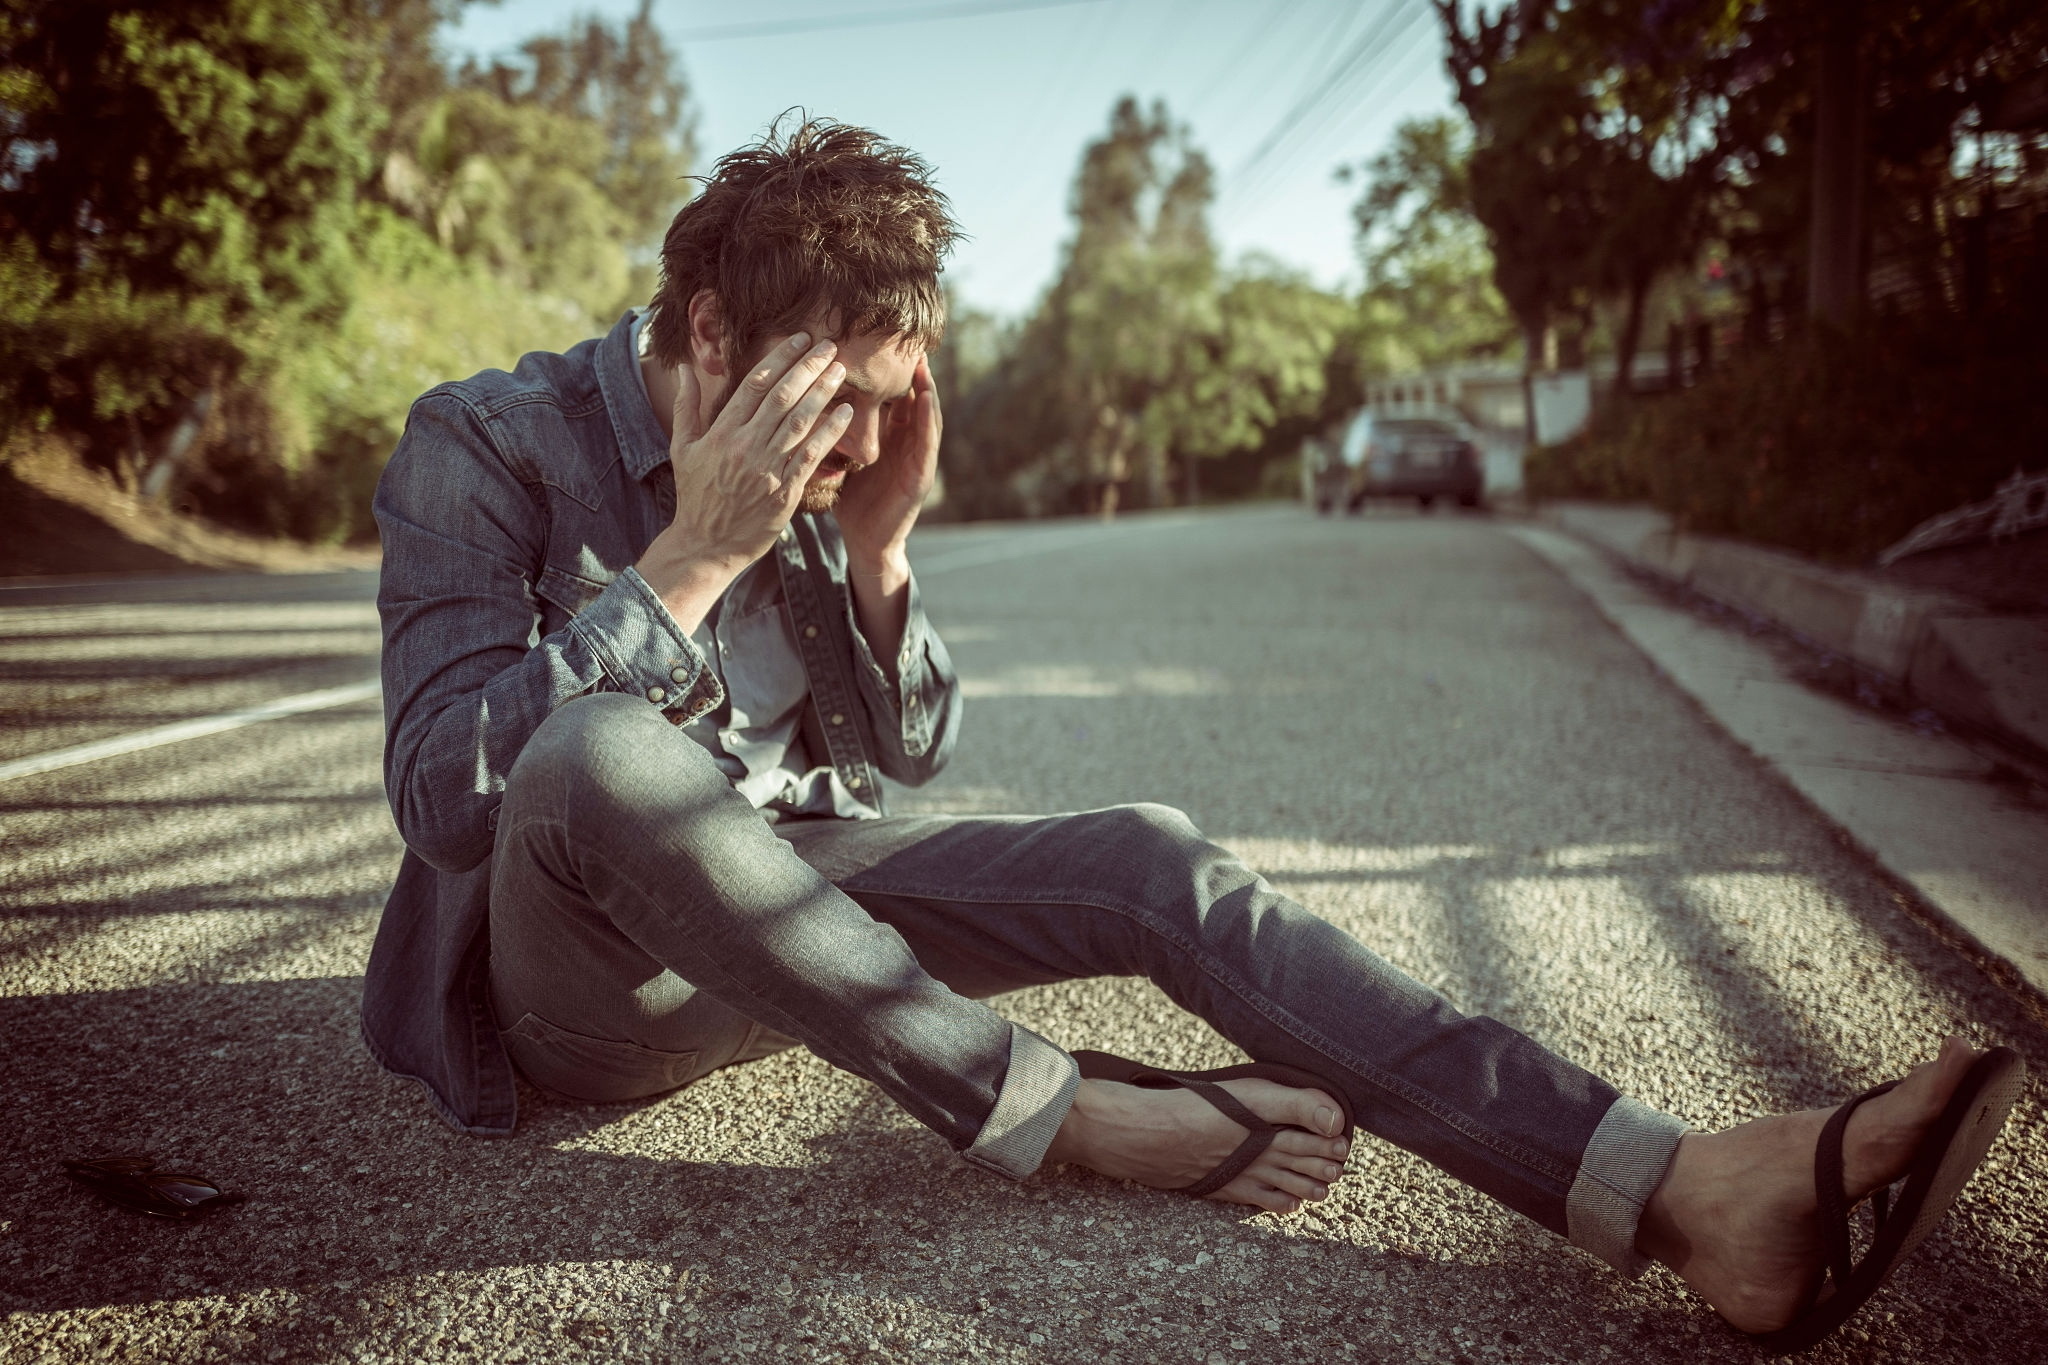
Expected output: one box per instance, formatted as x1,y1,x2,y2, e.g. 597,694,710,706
1527,320,2048,563
186,207,601,543
1,0,690,546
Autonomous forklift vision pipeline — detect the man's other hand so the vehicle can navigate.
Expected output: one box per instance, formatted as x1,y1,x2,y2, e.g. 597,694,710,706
835,354,941,568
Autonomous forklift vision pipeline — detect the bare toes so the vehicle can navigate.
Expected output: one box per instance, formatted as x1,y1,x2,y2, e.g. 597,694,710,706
1281,1153,1345,1184
1220,1078,1345,1138
1270,1129,1350,1162
1240,1183,1300,1214
1257,1164,1329,1202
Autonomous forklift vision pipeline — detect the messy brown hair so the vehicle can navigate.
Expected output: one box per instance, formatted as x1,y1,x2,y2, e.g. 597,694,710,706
648,115,959,376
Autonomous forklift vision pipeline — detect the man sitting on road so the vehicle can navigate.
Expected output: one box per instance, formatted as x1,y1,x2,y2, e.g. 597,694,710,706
362,117,2020,1354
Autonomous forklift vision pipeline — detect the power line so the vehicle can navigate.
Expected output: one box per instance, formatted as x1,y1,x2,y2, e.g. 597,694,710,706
1186,0,1326,149
971,0,1134,311
1222,0,1419,193
670,0,1105,44
1325,17,1442,166
1188,0,1306,102
1290,0,1388,118
1220,0,1430,219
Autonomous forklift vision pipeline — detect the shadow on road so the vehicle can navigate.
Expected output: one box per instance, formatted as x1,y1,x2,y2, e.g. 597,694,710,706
3,514,2043,1361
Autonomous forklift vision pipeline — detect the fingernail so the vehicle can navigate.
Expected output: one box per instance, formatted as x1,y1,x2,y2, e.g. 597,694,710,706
825,362,845,382
1317,1106,1338,1135
789,332,810,349
1336,1138,1350,1157
834,403,853,420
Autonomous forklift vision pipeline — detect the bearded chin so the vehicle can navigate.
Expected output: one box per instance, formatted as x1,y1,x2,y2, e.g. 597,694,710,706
798,479,842,515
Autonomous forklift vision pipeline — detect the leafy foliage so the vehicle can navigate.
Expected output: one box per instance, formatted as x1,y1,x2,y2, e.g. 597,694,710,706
1527,317,2048,562
1436,0,1730,380
943,98,1357,519
1434,0,2047,559
1,0,373,448
0,0,693,541
1340,115,1515,375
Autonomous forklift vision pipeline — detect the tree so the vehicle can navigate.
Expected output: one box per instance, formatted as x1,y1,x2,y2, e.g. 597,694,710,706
1340,115,1515,374
1434,1,1731,386
449,0,694,259
945,97,1355,518
1435,1,1591,374
1052,98,1202,513
1,0,698,541
1,0,376,480
1698,0,2048,326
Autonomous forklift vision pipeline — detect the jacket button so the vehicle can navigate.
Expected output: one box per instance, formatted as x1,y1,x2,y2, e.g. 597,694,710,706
846,774,865,789
646,685,666,703
803,624,819,639
829,713,845,726
670,665,689,683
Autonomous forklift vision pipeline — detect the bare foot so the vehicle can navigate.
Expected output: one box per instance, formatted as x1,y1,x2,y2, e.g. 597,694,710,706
1044,1076,1350,1213
1635,1036,1982,1334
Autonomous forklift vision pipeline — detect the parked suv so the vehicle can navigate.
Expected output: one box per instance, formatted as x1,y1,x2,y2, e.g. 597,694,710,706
1343,413,1483,511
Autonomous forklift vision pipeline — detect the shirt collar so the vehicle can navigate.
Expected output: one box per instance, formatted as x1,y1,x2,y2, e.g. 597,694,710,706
595,307,671,482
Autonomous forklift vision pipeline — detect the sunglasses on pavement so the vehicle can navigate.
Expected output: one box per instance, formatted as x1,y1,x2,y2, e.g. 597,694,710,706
61,1154,245,1221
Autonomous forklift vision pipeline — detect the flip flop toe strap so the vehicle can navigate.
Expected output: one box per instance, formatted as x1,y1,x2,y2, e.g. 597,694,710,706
1814,1079,1900,1290
1134,1071,1282,1199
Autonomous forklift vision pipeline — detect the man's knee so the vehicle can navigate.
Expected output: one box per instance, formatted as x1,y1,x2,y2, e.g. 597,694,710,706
1099,801,1204,847
1070,802,1213,889
507,692,723,816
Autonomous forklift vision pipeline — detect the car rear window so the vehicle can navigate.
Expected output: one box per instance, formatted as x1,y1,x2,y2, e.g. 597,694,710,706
1380,422,1461,451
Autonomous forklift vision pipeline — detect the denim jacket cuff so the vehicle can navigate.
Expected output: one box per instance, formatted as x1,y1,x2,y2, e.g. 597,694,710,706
846,574,939,753
570,566,724,721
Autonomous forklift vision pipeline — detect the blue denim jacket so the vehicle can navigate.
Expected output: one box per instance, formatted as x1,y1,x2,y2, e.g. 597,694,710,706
362,310,962,1134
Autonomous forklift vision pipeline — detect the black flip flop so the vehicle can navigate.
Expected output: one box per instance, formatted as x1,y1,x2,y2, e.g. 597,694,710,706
1070,1048,1355,1199
1754,1045,2027,1356
60,1153,245,1221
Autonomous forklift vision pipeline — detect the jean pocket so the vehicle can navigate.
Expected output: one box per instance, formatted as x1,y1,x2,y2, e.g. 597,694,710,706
501,1011,701,1103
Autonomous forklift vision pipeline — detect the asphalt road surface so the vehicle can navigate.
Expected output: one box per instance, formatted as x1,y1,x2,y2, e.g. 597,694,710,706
2,506,2042,1364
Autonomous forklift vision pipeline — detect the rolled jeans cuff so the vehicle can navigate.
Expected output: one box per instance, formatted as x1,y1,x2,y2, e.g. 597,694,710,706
1565,1096,1688,1277
958,1024,1079,1180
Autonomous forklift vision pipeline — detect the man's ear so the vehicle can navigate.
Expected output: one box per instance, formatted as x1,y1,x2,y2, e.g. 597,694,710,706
686,290,729,377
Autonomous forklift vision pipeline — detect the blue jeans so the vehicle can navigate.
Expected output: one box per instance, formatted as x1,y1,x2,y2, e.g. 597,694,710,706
488,693,1685,1273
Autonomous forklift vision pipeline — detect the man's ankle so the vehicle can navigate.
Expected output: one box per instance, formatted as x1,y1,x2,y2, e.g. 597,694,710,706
1632,1134,1697,1270
1044,1078,1103,1169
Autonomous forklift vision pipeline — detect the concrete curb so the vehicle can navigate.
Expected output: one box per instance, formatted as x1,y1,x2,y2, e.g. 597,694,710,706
1536,502,2048,765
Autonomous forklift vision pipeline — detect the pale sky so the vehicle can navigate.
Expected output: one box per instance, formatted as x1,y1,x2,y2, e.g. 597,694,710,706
442,0,1457,321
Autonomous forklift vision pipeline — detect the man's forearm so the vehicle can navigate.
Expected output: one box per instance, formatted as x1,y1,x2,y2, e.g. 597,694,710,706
634,531,748,637
847,543,911,681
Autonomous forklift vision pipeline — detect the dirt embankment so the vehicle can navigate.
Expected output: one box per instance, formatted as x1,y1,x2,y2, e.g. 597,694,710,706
1,438,378,581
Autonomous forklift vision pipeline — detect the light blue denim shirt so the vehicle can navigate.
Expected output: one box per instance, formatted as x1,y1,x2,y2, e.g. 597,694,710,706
680,556,847,813
361,309,962,1136
624,308,848,816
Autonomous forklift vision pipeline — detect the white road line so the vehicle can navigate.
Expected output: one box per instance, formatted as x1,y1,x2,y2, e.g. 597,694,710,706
0,678,381,785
